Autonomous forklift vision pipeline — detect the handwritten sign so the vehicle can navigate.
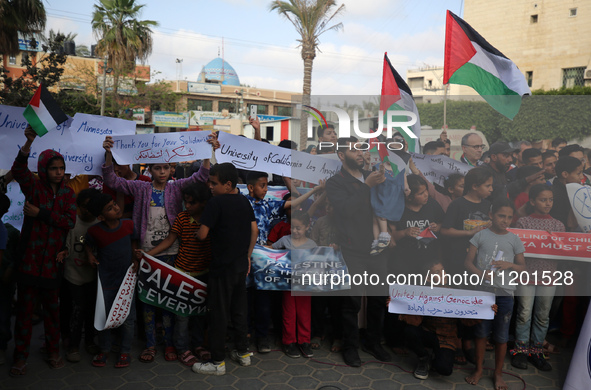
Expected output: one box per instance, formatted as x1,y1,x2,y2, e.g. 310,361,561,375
567,183,591,233
110,131,211,165
94,265,137,331
388,284,495,320
216,132,341,184
1,181,25,230
509,228,591,262
410,152,471,186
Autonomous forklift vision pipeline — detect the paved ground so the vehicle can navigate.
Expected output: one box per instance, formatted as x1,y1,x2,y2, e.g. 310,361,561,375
0,321,572,390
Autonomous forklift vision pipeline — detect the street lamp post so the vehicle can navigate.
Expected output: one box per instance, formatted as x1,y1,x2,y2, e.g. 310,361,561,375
100,57,113,116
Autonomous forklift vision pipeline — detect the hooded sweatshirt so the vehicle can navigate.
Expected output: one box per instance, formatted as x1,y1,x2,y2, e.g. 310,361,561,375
12,149,76,288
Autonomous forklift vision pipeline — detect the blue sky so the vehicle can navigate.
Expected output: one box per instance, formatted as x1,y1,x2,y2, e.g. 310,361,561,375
44,0,464,94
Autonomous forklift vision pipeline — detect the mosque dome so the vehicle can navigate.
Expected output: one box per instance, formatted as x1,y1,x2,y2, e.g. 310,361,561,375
199,57,240,86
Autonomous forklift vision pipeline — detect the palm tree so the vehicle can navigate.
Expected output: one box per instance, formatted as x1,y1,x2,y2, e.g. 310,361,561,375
91,0,157,105
0,0,46,55
269,0,345,149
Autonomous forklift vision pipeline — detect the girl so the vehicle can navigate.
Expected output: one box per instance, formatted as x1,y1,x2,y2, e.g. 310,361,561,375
271,211,316,359
409,158,464,213
512,184,564,371
464,198,526,390
444,174,465,202
102,135,214,363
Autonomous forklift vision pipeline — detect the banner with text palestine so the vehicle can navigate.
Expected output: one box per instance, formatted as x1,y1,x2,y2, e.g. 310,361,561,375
508,228,591,262
94,265,137,331
137,253,208,317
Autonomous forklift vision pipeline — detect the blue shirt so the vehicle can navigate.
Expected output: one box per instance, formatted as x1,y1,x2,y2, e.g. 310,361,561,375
245,194,286,245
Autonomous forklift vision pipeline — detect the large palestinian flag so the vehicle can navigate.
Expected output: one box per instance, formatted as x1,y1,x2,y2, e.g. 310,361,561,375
23,84,68,136
443,10,530,119
380,53,421,153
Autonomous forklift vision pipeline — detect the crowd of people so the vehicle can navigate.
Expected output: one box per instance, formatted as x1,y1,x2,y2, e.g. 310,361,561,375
0,121,590,390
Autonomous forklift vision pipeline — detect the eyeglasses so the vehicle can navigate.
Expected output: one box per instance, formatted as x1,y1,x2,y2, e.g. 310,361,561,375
462,144,486,150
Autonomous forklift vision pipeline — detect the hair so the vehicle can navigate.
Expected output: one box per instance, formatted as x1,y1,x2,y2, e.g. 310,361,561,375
317,124,334,139
76,188,100,208
443,138,451,145
181,181,212,203
525,183,553,215
246,171,268,186
491,197,514,215
517,165,543,181
87,193,114,218
552,137,567,148
291,210,310,226
522,148,542,165
558,144,584,158
423,140,445,154
210,162,238,189
463,167,493,195
406,174,428,199
278,139,297,150
305,145,317,153
336,136,358,154
461,132,479,146
542,151,557,161
0,194,10,216
444,173,464,192
282,192,292,201
555,156,582,177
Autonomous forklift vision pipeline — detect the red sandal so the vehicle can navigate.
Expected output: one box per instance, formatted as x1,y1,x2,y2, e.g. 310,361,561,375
139,347,155,363
164,346,177,361
115,353,131,368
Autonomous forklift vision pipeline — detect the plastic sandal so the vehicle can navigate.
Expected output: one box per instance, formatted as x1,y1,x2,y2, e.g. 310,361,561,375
92,353,108,368
9,362,27,377
164,346,177,362
139,347,156,363
194,347,211,362
311,337,322,350
115,353,131,368
179,350,198,367
47,356,65,369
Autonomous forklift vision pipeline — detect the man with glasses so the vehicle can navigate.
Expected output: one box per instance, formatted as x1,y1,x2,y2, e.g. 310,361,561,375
460,133,485,167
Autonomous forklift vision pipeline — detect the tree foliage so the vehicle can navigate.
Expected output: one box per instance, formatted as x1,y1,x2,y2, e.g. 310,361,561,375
0,0,46,55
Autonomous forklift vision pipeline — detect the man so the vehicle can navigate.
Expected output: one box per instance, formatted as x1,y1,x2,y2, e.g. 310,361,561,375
326,137,391,367
317,124,338,154
483,142,516,202
423,140,446,156
507,148,544,182
513,141,532,167
549,137,567,153
439,128,451,157
460,133,485,167
542,151,558,180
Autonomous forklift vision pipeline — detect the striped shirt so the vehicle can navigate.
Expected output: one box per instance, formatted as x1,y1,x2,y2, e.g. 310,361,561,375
171,211,212,273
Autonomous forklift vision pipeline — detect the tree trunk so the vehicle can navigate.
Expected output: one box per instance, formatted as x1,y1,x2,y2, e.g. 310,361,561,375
300,44,315,151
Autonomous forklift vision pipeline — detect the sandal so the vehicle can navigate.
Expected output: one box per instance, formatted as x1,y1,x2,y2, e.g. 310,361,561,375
115,353,131,368
92,353,108,368
543,341,560,355
179,350,198,367
330,339,343,353
9,362,27,377
194,347,211,362
47,356,65,369
139,347,156,363
311,337,322,350
164,346,177,362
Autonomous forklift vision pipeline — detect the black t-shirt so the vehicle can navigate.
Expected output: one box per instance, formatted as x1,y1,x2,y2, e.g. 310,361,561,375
200,192,256,276
393,198,444,274
550,180,570,230
441,197,491,274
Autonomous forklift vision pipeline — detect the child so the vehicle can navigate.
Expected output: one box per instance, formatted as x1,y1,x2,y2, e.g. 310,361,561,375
85,194,140,368
512,184,564,371
542,151,557,181
511,166,547,224
10,126,77,376
464,198,526,390
409,159,464,213
147,182,212,367
271,211,316,359
56,189,100,363
102,135,212,363
550,156,583,231
192,163,258,376
266,193,292,245
444,174,465,203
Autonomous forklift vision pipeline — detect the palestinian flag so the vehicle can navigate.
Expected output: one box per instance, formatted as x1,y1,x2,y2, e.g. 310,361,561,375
443,10,530,119
417,227,437,248
368,138,410,177
380,53,421,153
23,84,68,136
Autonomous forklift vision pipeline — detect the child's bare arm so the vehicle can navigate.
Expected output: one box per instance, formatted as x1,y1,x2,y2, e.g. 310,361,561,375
286,180,325,209
247,221,258,274
146,232,178,257
195,224,210,241
464,244,484,279
85,243,99,266
103,136,114,167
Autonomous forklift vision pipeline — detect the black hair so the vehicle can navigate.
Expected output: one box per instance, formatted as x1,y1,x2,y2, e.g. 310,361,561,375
491,197,514,215
246,171,268,186
443,138,451,145
542,151,557,161
76,188,101,208
336,136,358,156
517,165,543,180
278,139,297,150
282,192,292,201
406,174,428,199
522,148,542,165
525,184,553,215
182,181,212,203
552,137,567,148
0,194,10,216
444,173,464,192
87,193,115,218
317,124,334,139
210,162,238,189
291,210,310,226
423,140,445,154
558,144,584,158
555,156,582,177
463,167,493,195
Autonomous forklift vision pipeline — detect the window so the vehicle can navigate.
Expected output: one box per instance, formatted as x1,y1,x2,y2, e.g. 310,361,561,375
265,126,274,140
530,14,538,23
427,79,433,88
218,100,236,113
275,106,292,116
247,104,267,115
562,67,586,87
526,71,533,87
569,8,577,17
187,99,212,111
408,77,424,89
8,55,16,65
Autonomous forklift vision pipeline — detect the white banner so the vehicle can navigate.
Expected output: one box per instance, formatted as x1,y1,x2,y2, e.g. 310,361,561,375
216,132,341,184
110,131,212,165
1,181,25,231
567,183,591,233
94,265,137,331
564,301,591,389
388,284,496,320
410,152,472,187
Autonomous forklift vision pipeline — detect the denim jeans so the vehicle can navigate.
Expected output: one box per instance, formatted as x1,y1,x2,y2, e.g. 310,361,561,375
174,273,208,352
474,295,513,344
98,288,136,354
515,284,556,346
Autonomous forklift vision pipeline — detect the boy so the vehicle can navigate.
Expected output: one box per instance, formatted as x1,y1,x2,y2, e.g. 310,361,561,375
147,182,212,366
192,163,258,376
85,193,139,369
542,151,557,181
550,156,583,231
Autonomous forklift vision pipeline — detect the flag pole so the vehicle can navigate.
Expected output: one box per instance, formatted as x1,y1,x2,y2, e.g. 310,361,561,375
443,83,449,128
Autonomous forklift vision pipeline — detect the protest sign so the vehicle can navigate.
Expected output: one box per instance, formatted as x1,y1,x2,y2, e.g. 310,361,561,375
251,246,292,291
137,253,208,316
94,265,137,331
216,132,341,184
567,183,591,233
564,301,591,390
388,284,495,320
1,181,25,231
110,131,212,165
509,228,591,262
410,152,472,186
